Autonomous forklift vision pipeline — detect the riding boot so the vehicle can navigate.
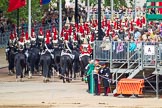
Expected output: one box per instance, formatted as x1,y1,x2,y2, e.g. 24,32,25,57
103,87,108,96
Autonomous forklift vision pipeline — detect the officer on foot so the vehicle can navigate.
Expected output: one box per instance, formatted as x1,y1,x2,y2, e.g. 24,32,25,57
100,62,111,96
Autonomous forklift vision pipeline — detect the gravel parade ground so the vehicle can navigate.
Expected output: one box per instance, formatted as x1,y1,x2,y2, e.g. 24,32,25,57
0,48,162,108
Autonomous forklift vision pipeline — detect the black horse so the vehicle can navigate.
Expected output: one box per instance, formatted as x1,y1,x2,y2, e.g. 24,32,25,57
39,50,53,83
52,41,64,75
60,54,73,83
80,54,91,78
27,45,41,77
72,48,80,79
14,50,26,81
6,43,17,75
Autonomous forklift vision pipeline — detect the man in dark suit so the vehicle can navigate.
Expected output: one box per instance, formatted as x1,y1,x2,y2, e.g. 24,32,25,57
100,62,111,96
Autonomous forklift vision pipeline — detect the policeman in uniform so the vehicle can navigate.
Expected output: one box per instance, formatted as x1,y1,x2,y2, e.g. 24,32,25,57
100,62,111,96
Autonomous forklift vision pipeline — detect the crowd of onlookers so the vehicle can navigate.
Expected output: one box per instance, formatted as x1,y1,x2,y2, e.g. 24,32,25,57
1,4,162,44
0,13,14,34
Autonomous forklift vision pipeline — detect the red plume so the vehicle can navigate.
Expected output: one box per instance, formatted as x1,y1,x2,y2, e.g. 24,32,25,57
73,33,77,41
45,30,50,44
136,18,140,26
64,32,69,41
21,29,25,37
53,32,57,40
91,33,95,42
142,16,146,24
31,28,35,38
130,21,134,31
19,37,24,43
52,27,56,33
39,27,43,35
10,32,14,40
25,32,29,40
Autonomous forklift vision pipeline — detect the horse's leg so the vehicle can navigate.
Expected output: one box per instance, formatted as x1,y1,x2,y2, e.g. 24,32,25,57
74,71,76,80
70,68,73,81
8,60,14,75
21,68,25,82
80,61,84,78
66,68,70,83
47,65,52,82
62,73,65,83
66,72,70,83
61,67,65,83
59,65,62,79
43,68,48,83
28,63,33,78
35,59,40,74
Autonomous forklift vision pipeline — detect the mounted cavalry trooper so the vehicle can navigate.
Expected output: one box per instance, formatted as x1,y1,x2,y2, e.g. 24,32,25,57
6,32,17,75
24,32,31,49
79,38,93,78
24,32,32,78
14,36,26,82
30,28,37,46
61,32,75,60
37,27,44,49
51,26,58,47
39,30,53,82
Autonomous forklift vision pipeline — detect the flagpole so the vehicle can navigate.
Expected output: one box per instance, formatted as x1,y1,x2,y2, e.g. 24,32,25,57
28,0,31,38
75,0,78,24
98,0,102,40
87,0,90,22
111,0,114,19
17,9,20,38
59,0,62,39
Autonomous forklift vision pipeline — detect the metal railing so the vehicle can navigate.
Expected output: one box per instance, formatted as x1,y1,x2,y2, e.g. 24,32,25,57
93,40,162,83
94,41,162,67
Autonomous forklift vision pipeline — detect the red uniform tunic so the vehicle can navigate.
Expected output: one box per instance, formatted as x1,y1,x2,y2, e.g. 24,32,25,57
80,44,92,54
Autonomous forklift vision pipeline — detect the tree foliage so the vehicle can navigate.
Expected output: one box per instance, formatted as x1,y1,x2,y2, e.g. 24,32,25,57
0,0,51,24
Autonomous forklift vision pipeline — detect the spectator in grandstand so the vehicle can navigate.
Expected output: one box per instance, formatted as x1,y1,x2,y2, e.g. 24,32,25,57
0,21,4,33
105,6,111,19
118,28,125,41
20,18,27,30
134,27,141,41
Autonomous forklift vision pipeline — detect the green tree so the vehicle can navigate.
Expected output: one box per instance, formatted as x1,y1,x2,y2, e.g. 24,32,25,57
0,0,53,24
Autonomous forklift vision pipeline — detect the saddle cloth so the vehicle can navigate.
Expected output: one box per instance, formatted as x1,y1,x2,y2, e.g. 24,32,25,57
61,51,75,59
